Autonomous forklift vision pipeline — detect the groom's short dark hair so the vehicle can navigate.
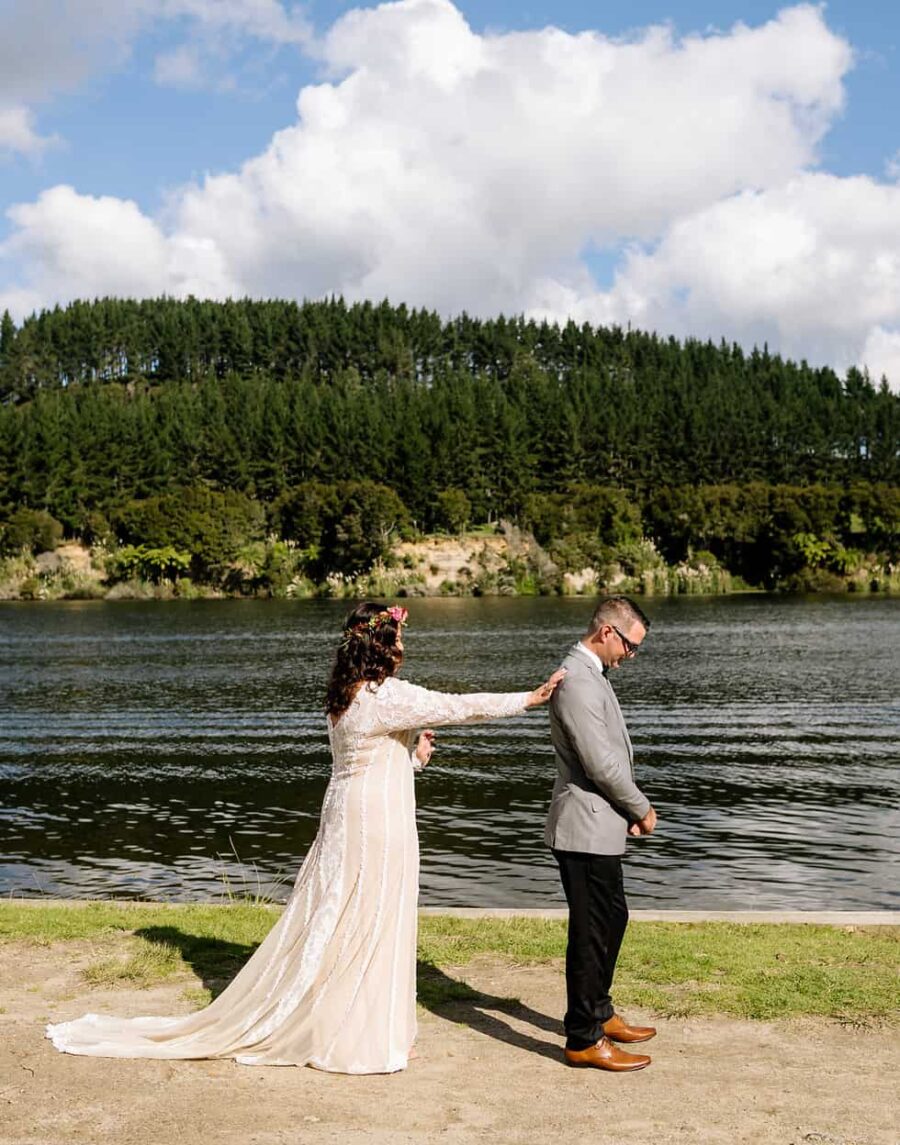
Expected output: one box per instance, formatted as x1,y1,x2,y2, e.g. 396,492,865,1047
587,595,650,635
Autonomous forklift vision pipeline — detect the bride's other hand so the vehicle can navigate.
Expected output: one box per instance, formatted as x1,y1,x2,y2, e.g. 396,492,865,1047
526,668,566,708
415,729,436,767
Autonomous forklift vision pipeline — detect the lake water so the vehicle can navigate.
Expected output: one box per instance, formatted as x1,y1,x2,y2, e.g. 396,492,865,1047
1,595,897,909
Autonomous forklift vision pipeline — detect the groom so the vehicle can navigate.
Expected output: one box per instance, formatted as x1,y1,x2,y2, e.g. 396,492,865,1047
545,595,657,1072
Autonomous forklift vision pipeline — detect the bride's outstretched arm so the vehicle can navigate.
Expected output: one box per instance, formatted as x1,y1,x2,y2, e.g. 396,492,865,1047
372,670,565,735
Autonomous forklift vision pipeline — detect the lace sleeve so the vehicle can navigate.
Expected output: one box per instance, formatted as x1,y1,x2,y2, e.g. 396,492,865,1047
372,677,530,735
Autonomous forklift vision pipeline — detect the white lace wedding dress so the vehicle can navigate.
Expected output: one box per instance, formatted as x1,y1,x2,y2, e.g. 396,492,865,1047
46,676,529,1074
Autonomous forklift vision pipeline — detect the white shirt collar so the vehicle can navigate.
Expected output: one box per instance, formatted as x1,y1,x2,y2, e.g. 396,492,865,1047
574,640,607,677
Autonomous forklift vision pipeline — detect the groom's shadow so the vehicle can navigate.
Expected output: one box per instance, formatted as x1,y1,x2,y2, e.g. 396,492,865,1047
135,928,564,1064
416,960,563,1063
135,926,259,999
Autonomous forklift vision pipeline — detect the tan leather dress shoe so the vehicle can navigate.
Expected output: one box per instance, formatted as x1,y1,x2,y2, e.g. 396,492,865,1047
564,1037,650,1072
602,1014,657,1043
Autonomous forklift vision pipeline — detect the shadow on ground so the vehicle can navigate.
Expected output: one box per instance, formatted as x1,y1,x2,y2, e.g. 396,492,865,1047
133,927,563,1062
415,960,562,1062
134,926,259,998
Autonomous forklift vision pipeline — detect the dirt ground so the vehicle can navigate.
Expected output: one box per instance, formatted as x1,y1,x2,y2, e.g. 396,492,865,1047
1,942,897,1145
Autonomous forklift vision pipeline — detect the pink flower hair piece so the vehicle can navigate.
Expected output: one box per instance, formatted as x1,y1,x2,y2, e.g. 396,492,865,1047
341,605,408,647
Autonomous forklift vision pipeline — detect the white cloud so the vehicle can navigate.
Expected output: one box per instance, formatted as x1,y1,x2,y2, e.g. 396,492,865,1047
0,185,242,309
3,0,898,387
0,285,42,321
150,1,313,91
0,0,312,151
159,0,311,45
0,106,58,157
0,2,145,108
3,186,171,301
97,0,857,310
153,45,205,90
531,173,900,385
861,326,900,387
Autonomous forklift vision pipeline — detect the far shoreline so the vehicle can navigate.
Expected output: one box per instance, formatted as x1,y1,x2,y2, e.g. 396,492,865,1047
4,530,897,603
11,586,898,606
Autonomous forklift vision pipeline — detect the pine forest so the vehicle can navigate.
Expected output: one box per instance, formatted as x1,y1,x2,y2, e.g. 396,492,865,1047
0,296,897,600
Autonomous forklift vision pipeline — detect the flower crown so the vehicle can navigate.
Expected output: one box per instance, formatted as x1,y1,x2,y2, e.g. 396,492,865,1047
341,606,408,646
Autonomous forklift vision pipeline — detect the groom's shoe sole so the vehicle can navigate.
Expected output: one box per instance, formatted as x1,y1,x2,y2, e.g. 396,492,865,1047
564,1038,650,1072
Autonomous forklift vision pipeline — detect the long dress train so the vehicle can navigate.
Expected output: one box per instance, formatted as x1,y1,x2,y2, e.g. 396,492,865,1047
46,676,529,1073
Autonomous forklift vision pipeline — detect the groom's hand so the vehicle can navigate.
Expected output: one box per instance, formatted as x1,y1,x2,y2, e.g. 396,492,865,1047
634,806,657,835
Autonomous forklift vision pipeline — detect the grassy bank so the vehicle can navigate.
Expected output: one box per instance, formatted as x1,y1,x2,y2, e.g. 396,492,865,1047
2,902,896,1023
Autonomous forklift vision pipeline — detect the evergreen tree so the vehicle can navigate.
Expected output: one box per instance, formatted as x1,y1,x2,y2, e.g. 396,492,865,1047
0,295,896,590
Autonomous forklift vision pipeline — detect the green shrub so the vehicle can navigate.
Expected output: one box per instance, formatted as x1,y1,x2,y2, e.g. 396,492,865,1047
78,510,113,547
106,545,191,585
223,539,310,597
273,480,410,577
19,575,42,599
434,488,471,534
112,487,265,581
645,482,898,588
525,485,642,550
0,508,64,555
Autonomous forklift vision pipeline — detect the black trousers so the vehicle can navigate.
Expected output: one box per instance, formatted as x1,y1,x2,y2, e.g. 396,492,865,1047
552,849,629,1051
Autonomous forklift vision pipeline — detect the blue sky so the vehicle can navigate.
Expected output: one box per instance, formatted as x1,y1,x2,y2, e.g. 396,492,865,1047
2,1,899,384
4,2,898,220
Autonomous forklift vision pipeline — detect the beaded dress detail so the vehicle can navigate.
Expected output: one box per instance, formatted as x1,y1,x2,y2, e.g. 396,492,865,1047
46,677,529,1073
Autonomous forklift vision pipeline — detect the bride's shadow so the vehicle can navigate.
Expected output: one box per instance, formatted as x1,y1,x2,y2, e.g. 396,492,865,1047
134,926,260,999
416,960,563,1063
134,928,564,1063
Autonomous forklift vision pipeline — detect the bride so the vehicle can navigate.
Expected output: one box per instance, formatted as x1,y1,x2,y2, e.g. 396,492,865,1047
47,602,564,1074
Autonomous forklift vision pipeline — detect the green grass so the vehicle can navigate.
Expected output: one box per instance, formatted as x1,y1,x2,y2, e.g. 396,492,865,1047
0,902,277,996
419,917,900,1022
81,941,184,988
2,904,897,1022
0,901,278,945
626,921,899,1023
181,986,214,1008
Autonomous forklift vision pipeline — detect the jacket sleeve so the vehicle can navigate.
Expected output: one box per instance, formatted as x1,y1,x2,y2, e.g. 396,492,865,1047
371,676,530,736
553,677,650,820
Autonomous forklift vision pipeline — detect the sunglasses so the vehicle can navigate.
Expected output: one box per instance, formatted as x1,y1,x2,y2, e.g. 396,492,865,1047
611,625,640,656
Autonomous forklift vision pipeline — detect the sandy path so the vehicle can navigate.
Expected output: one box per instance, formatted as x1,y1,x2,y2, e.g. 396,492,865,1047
1,944,896,1145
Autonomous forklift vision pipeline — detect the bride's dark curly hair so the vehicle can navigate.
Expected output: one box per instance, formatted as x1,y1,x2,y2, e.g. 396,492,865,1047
325,602,406,720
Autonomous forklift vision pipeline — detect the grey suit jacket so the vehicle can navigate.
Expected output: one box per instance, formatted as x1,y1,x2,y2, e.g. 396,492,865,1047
544,644,650,856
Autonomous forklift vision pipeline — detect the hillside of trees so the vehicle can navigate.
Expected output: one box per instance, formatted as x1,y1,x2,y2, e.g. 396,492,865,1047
0,296,897,598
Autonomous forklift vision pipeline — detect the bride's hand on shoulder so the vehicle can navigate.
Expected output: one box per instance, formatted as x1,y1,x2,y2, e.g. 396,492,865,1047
526,668,566,708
